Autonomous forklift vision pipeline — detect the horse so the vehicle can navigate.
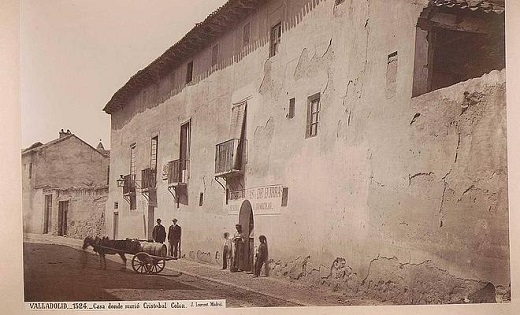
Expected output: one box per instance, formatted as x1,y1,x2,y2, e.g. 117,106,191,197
82,236,141,270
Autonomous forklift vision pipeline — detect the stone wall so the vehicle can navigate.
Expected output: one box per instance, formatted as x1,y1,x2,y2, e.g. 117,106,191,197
42,187,107,239
106,0,508,304
32,136,109,189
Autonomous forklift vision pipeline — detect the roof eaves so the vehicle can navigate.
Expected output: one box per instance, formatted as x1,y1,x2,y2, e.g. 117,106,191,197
103,0,260,114
429,0,505,14
22,134,74,155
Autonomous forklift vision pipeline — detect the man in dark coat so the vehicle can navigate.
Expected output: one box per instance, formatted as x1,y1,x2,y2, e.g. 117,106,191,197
152,218,166,243
231,224,244,272
168,218,182,258
253,235,268,277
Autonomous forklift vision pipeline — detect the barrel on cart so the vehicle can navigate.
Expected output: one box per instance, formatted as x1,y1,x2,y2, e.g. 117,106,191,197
131,241,175,274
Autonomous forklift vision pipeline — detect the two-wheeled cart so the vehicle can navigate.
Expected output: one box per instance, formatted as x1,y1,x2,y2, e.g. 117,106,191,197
90,239,178,274
131,251,178,274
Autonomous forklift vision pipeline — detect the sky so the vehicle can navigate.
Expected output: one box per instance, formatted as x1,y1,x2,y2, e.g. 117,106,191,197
21,0,227,150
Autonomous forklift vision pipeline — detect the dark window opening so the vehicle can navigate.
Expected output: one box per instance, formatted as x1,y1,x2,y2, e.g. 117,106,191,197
281,187,289,207
306,93,321,138
130,194,137,210
412,6,505,97
270,22,282,57
129,143,137,210
288,98,295,119
225,188,229,205
130,143,136,177
186,61,194,84
212,44,219,67
199,192,204,206
335,0,346,5
43,194,52,234
243,22,251,47
170,71,176,89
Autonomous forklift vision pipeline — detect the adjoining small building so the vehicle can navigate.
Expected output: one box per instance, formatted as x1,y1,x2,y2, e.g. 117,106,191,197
22,130,110,238
103,0,508,303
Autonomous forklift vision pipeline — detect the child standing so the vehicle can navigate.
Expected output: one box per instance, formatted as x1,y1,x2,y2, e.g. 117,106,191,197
253,235,268,277
222,232,232,270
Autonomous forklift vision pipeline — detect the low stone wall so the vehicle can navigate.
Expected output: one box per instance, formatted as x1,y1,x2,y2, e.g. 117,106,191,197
53,187,108,239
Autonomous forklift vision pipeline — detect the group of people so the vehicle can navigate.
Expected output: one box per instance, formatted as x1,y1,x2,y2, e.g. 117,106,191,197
152,219,268,277
223,224,268,278
151,218,181,258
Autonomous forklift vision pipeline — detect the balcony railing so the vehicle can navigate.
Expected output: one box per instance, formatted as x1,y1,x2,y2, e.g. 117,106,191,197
167,159,189,185
215,138,244,176
123,174,136,195
141,168,156,191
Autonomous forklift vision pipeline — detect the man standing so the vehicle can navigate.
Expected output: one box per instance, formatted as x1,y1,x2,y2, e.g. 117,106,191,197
152,218,166,243
168,218,182,258
231,224,244,272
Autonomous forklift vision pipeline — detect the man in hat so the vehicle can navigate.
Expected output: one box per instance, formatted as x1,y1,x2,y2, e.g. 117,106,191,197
168,218,182,258
152,218,166,243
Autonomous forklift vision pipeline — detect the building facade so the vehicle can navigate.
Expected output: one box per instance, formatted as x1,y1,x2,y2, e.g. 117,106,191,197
103,0,508,302
22,130,110,238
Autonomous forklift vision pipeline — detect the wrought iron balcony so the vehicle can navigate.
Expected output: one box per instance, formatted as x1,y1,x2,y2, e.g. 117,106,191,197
141,168,156,191
167,159,189,186
215,138,244,177
122,174,136,196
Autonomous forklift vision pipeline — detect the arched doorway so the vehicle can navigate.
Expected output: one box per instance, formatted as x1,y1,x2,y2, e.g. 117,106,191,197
239,200,254,272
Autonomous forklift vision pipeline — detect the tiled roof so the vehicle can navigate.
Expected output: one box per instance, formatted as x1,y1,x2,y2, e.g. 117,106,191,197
103,0,505,114
22,133,109,158
429,0,505,14
22,134,74,155
103,0,260,114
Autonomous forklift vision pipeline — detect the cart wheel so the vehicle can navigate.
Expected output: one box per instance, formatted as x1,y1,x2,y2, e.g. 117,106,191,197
149,258,165,274
132,252,151,274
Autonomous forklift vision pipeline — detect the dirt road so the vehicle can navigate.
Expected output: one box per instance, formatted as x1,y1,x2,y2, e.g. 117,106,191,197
23,242,299,307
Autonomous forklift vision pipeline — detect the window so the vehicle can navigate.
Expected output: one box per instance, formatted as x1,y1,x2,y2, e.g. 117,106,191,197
306,93,320,138
243,22,251,47
199,192,204,206
287,98,295,119
281,187,289,207
130,143,137,210
150,136,158,171
186,61,193,84
28,162,32,179
270,22,282,57
130,143,136,177
412,6,505,96
130,193,137,210
180,121,191,183
386,52,398,98
170,71,176,89
43,194,52,234
211,44,219,67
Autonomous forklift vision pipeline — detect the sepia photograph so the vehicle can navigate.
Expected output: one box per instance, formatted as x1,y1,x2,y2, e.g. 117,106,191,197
4,0,519,313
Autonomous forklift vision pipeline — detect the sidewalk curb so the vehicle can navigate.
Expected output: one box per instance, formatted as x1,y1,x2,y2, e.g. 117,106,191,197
23,234,311,306
162,265,310,307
